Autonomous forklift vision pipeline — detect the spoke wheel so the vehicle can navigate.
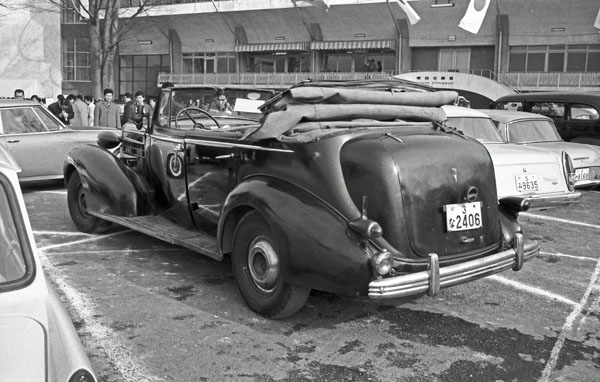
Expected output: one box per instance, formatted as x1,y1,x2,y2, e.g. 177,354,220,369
67,173,112,233
232,211,310,319
166,154,184,178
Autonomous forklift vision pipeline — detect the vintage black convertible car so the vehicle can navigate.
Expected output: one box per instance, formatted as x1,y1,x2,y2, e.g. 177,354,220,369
64,80,539,318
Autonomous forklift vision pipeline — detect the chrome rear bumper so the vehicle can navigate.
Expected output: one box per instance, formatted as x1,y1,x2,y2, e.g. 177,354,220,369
368,233,539,299
524,191,581,209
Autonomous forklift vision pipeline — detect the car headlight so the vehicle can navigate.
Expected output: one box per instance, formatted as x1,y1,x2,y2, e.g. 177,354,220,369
373,251,393,275
562,151,576,191
68,369,96,382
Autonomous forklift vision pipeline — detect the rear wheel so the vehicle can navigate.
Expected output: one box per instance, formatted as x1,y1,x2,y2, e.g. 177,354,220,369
67,172,112,233
232,211,310,319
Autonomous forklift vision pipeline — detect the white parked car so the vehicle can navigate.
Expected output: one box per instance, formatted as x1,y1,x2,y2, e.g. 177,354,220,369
0,147,96,381
482,109,600,188
442,106,580,209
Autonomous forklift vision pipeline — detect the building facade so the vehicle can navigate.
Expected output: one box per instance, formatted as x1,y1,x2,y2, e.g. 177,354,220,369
57,0,600,98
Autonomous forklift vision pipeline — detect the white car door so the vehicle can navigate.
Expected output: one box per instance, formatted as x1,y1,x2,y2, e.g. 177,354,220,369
0,106,66,180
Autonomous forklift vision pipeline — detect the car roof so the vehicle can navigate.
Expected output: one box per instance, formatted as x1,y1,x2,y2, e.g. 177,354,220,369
441,105,490,118
494,92,600,104
0,99,41,108
480,109,553,123
0,146,21,173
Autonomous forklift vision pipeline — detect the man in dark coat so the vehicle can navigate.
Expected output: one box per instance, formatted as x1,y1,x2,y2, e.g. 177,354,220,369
48,95,74,125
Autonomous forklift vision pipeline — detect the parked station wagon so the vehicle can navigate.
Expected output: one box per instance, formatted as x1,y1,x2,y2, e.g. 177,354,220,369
491,92,600,146
64,80,539,318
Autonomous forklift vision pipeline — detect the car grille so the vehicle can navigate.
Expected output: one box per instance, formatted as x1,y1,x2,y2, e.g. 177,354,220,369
121,137,145,158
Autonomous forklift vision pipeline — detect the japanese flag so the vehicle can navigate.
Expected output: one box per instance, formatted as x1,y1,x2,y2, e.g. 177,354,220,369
292,0,330,9
459,0,491,34
594,8,600,29
390,0,421,25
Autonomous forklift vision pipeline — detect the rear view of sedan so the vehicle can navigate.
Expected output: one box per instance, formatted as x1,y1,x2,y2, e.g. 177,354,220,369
0,99,113,183
442,106,580,209
483,109,600,188
0,147,96,381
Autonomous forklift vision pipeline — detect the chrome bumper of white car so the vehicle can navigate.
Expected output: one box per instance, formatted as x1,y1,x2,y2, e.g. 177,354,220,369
368,233,539,299
523,191,581,209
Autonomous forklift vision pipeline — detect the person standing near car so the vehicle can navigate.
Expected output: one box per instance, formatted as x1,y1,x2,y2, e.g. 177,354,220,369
48,95,74,125
84,95,95,126
125,91,152,130
94,88,121,129
121,92,134,126
72,95,89,126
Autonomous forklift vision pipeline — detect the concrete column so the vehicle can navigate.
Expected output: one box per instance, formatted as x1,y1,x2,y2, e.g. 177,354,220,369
168,29,182,73
496,15,510,74
397,19,411,74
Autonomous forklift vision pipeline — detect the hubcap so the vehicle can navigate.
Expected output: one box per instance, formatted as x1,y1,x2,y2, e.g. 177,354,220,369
170,156,181,175
247,236,279,293
77,186,89,217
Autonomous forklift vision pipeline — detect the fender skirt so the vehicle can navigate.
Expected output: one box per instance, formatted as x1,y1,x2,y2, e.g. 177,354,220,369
220,178,374,295
65,146,153,217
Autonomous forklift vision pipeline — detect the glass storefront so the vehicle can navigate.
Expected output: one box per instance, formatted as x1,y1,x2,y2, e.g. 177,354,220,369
508,44,600,72
320,51,395,73
248,53,310,73
119,54,170,98
182,52,236,74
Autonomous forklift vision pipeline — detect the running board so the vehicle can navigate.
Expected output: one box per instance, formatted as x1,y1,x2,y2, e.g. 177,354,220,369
90,212,221,260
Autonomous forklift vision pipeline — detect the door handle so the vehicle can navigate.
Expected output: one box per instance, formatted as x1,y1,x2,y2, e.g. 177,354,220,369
7,139,20,143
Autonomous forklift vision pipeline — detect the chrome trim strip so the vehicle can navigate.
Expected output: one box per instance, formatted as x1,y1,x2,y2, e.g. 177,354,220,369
185,138,294,153
368,239,539,299
151,136,183,144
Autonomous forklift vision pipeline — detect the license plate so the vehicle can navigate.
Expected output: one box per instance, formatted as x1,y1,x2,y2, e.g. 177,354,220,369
515,175,539,193
444,202,482,232
574,168,589,181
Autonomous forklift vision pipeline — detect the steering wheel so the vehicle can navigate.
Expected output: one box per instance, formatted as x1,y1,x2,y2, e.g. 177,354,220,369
174,107,221,130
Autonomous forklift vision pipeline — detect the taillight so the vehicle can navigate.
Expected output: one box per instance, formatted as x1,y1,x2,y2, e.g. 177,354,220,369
561,151,575,191
68,369,96,382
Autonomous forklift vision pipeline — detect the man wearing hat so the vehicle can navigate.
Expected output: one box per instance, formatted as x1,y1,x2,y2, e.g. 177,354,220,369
94,88,121,129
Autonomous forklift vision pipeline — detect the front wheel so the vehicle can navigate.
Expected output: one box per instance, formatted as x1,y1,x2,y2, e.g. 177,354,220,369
232,211,310,319
67,172,112,233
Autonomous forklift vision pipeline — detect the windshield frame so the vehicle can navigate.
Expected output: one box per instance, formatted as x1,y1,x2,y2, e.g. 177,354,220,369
445,116,505,144
0,172,35,293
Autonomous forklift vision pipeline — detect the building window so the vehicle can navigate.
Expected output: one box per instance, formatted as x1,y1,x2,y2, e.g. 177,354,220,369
509,45,600,72
321,51,394,73
247,53,309,73
61,0,84,24
182,52,236,74
63,38,90,81
119,54,170,98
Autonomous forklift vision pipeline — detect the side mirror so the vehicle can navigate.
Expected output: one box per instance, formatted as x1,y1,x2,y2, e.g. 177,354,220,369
97,131,121,149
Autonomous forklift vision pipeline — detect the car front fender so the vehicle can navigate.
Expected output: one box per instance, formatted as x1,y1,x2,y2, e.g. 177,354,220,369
219,176,374,295
64,145,150,217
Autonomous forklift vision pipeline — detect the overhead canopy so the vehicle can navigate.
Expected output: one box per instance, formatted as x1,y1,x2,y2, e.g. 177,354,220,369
310,39,395,50
235,42,310,52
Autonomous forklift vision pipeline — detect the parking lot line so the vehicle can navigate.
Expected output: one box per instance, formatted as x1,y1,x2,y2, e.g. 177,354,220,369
38,250,163,382
540,251,597,262
488,275,578,307
520,212,600,230
38,230,130,251
539,253,600,382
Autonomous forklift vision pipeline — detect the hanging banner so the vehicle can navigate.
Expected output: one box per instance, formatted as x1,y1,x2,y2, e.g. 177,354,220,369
459,0,491,34
390,0,421,25
594,8,600,29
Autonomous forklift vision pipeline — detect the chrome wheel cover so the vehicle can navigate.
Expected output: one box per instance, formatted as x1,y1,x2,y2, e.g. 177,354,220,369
247,235,279,293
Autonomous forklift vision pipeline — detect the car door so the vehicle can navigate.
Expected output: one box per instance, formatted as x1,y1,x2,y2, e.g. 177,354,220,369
184,131,237,232
0,106,66,179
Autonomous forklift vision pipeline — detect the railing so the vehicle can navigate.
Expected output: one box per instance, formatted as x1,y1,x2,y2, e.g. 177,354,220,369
498,72,600,90
158,71,600,91
158,71,396,87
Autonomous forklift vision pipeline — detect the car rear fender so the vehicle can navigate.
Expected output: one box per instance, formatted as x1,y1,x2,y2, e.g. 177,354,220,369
219,176,374,295
64,145,151,217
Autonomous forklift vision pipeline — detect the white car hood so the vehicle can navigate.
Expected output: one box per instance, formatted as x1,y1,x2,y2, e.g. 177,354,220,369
0,315,45,381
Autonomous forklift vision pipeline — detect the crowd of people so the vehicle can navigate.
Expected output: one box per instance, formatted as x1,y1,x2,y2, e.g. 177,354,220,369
11,88,157,130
